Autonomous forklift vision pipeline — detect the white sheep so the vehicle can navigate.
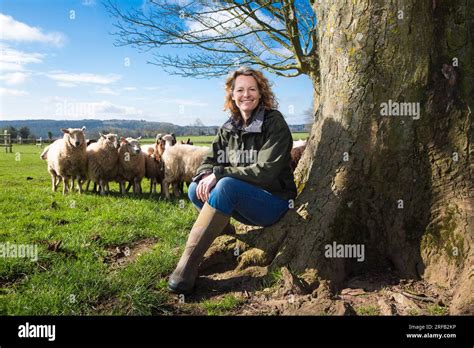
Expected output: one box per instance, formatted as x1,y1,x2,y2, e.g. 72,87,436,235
161,134,176,150
40,144,77,191
141,133,170,156
293,139,307,148
86,133,119,195
41,127,87,194
161,141,211,199
142,134,166,195
141,144,155,156
40,144,51,160
116,136,146,194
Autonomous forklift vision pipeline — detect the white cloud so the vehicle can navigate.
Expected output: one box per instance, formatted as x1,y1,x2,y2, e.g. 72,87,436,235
161,98,208,107
0,44,44,72
0,87,28,96
57,82,77,88
0,72,30,85
122,87,137,91
95,101,141,115
46,72,122,86
0,13,66,46
96,87,119,95
42,98,142,118
41,96,65,103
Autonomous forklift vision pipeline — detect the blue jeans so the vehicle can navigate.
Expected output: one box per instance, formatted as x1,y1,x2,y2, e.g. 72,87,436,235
188,177,289,227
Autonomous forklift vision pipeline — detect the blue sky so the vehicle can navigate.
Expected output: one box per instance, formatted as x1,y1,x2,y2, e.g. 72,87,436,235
0,0,314,126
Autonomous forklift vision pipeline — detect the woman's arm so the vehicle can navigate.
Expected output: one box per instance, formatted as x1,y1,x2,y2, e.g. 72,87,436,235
213,116,292,187
193,128,228,182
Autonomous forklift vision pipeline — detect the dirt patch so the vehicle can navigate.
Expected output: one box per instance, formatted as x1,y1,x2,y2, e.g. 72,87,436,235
336,273,451,316
105,237,159,269
178,265,455,316
91,297,122,314
0,274,28,290
36,239,78,259
157,223,457,316
165,296,207,315
220,271,453,316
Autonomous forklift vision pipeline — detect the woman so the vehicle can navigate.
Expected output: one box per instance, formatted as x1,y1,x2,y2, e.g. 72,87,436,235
168,66,297,294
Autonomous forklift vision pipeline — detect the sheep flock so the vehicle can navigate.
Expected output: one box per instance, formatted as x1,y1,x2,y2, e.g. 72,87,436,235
40,127,307,197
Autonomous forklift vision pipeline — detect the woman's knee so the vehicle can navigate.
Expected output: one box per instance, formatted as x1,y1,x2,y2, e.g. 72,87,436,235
187,182,199,201
208,177,240,209
213,176,239,194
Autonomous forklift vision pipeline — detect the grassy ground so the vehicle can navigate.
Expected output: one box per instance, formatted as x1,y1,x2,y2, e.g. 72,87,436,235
141,132,309,145
0,133,307,315
0,144,196,315
0,135,451,316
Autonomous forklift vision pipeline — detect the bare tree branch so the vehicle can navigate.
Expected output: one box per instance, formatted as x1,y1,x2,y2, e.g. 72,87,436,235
106,0,318,79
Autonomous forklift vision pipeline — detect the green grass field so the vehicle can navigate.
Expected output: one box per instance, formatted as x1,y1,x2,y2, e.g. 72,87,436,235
0,133,307,315
0,144,197,315
141,132,309,144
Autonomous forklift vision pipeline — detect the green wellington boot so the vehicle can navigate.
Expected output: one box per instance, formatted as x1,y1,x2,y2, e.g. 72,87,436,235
168,203,230,294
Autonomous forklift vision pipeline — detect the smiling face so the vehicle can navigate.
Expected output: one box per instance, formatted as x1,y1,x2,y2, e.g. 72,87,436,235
231,75,261,118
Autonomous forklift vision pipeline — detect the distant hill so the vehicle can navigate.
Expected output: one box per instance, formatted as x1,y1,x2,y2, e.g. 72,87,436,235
0,119,308,139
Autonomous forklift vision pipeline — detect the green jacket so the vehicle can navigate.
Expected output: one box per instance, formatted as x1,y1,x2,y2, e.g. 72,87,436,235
195,104,297,201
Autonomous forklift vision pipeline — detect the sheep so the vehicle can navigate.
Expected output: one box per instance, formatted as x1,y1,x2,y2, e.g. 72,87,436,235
40,144,51,160
161,141,211,199
161,133,176,150
177,136,194,195
41,127,87,194
86,133,119,195
40,143,79,191
144,150,165,195
179,138,193,145
290,145,306,173
139,133,177,196
160,134,193,195
141,144,155,156
142,133,166,195
86,139,97,146
170,133,177,145
141,133,174,155
116,136,146,194
140,133,177,195
293,139,307,148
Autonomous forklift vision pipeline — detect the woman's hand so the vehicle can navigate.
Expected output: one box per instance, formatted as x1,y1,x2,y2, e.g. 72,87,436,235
196,173,217,202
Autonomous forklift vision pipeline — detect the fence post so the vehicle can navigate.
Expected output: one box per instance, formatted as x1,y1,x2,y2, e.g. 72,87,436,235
3,131,12,153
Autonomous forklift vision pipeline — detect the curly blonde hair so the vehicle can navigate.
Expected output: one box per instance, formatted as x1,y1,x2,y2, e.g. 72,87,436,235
224,66,278,120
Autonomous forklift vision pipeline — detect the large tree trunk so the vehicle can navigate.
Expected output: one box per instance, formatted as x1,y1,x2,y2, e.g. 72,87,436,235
219,0,472,314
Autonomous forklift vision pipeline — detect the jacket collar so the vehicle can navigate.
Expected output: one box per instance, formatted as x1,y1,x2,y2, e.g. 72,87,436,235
222,102,266,133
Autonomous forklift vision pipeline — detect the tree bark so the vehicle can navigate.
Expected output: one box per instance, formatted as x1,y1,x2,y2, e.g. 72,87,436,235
230,0,472,314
